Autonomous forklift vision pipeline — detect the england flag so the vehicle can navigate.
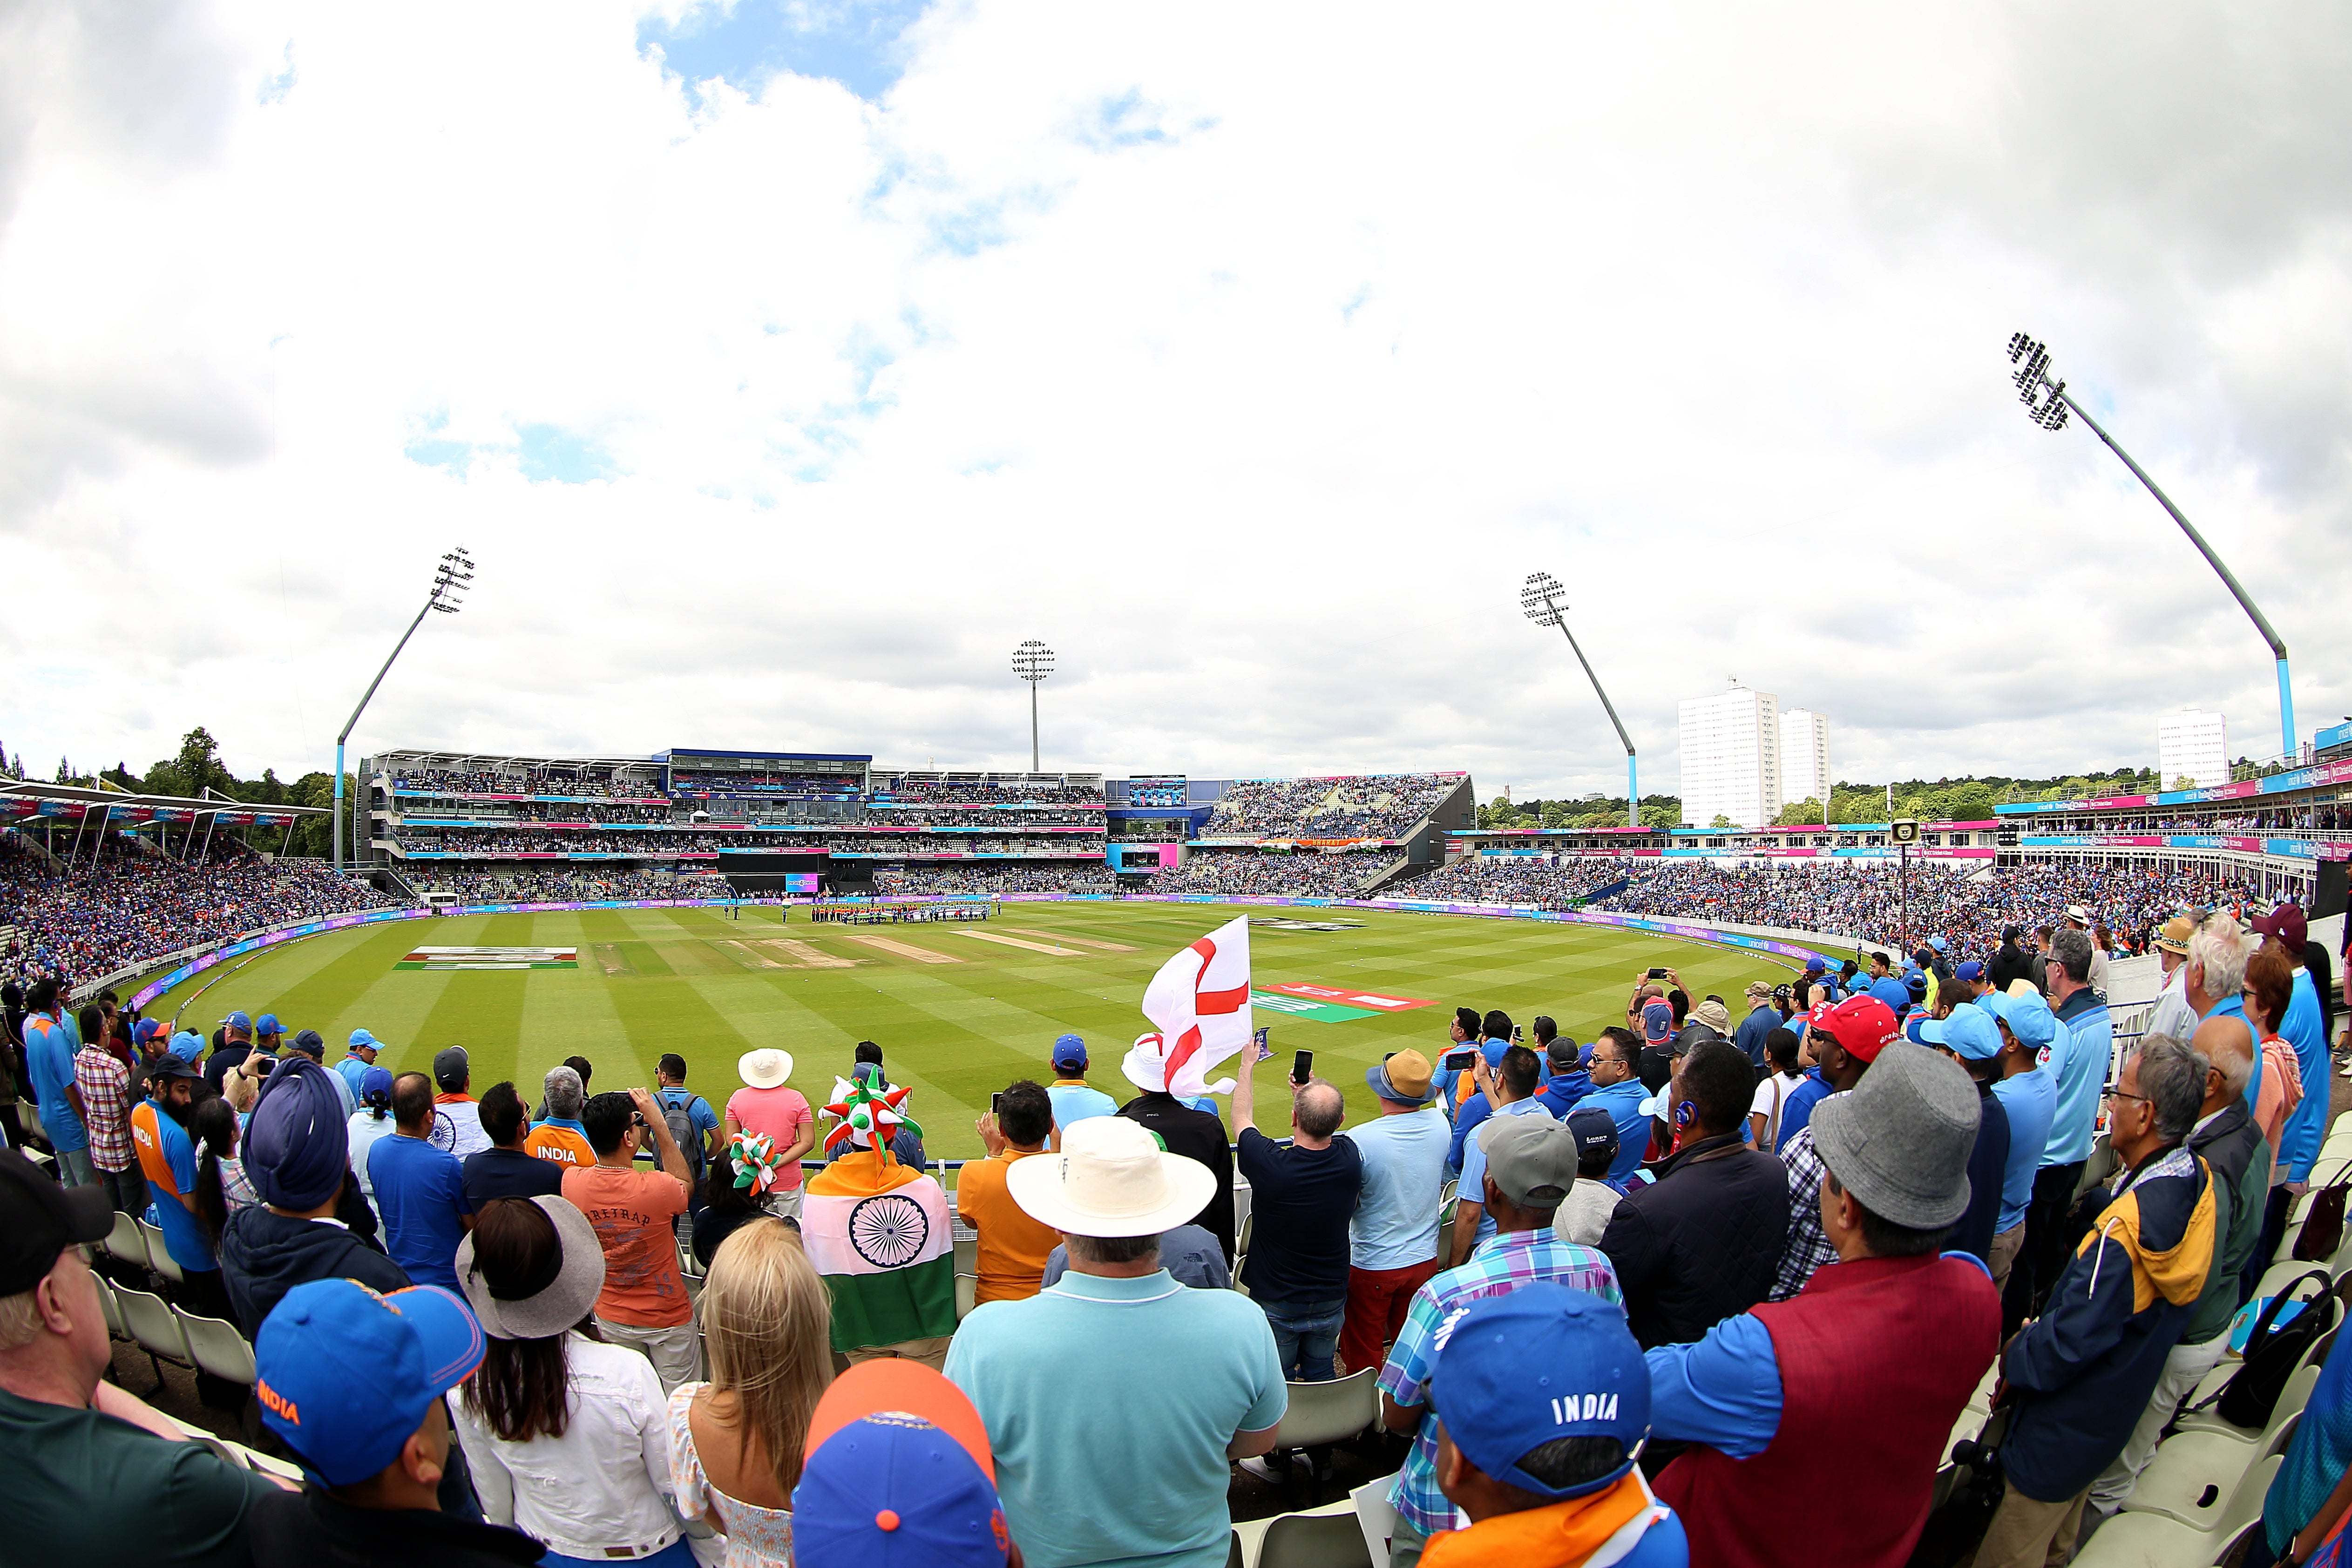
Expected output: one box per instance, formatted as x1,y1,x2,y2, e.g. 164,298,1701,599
1125,914,1254,1101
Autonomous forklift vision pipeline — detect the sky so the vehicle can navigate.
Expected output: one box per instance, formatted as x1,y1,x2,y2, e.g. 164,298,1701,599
4,2,2349,801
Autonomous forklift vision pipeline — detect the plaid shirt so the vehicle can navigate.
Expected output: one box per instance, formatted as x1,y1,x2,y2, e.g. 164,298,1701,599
1376,1227,1623,1534
72,1047,135,1173
1769,1106,1844,1302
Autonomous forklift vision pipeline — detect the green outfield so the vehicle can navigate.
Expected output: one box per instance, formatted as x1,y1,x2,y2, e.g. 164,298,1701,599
145,903,1809,1163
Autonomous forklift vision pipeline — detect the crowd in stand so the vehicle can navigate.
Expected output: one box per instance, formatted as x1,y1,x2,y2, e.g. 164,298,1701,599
1202,775,1452,841
882,863,1118,895
6,893,2345,1567
1385,856,1635,908
2027,807,2352,835
391,768,661,799
0,836,396,987
397,830,1104,858
876,781,1103,805
1153,849,1391,899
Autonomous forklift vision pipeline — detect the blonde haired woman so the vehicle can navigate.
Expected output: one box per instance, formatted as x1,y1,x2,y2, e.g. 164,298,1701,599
668,1219,831,1567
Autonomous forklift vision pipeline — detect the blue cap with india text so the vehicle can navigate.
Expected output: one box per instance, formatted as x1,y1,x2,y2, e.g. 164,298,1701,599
1426,1282,1648,1500
1914,1004,2001,1061
255,1278,485,1488
1051,1033,1087,1071
255,1013,283,1038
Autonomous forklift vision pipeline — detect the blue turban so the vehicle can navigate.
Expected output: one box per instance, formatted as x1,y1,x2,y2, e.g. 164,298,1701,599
245,1056,351,1211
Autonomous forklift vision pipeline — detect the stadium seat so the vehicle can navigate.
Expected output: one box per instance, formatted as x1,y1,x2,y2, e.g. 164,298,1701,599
113,1284,193,1390
2071,1454,2279,1567
954,1235,978,1277
223,1440,305,1482
1230,1499,1371,1568
2124,1406,2301,1527
104,1209,151,1273
18,1098,44,1142
1268,1370,1379,1453
96,1276,126,1340
1349,1476,1399,1568
1234,1213,1255,1295
176,1311,257,1388
138,1220,183,1285
956,1273,977,1321
21,1147,52,1172
1437,1179,1458,1228
2175,1347,2328,1442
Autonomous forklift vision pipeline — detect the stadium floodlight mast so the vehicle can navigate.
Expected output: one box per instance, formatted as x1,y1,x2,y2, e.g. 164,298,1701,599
2007,333,2296,759
333,546,475,871
1012,639,1054,773
1521,572,1639,830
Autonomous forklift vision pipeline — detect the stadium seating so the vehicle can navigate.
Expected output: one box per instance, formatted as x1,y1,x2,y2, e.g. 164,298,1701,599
2073,1454,2280,1566
177,1310,258,1389
1228,1498,1372,1568
112,1283,194,1389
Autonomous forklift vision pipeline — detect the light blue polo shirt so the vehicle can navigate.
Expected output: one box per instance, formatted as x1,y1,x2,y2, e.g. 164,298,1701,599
1046,1079,1117,1135
1580,1078,1653,1185
1457,1097,1558,1246
1989,1068,2057,1234
1347,1107,1449,1270
947,1271,1287,1568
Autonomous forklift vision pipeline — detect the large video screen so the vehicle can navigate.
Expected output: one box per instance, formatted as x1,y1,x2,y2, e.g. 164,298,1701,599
785,872,821,893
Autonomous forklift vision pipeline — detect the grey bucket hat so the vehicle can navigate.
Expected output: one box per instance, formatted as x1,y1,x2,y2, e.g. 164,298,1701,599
454,1195,606,1341
1810,1043,1979,1230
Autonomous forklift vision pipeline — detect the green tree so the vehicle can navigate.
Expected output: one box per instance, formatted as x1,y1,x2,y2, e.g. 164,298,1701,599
1709,814,1734,829
1774,798,1826,826
1640,802,1680,830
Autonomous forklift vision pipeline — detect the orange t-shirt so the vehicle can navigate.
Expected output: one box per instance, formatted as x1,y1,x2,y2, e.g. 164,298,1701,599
955,1149,1058,1304
562,1163,691,1327
524,1123,597,1168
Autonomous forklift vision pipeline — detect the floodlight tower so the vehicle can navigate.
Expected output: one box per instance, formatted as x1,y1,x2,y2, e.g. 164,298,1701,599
1012,639,1054,773
333,546,474,871
2007,333,2296,759
1520,572,1639,829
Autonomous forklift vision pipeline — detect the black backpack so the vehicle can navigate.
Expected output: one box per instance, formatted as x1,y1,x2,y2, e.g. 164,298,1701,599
658,1088,709,1184
2191,1268,2336,1430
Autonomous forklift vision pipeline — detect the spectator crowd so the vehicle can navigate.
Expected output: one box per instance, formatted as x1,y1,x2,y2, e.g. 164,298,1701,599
1202,775,1454,842
7,872,2340,1568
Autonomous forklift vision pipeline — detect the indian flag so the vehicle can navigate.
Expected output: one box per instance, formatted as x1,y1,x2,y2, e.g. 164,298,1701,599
803,1151,957,1352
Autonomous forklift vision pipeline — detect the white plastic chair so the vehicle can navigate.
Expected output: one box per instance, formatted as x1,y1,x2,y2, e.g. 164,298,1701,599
956,1274,978,1321
176,1310,258,1387
1268,1370,1380,1453
113,1284,193,1389
105,1209,152,1273
2071,1454,2280,1567
138,1220,184,1285
1229,1501,1372,1568
1349,1475,1398,1568
2176,1337,2332,1441
96,1276,126,1340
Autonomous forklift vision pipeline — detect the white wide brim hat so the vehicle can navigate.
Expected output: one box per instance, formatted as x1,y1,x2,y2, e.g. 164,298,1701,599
1005,1115,1217,1238
739,1048,795,1090
455,1196,607,1341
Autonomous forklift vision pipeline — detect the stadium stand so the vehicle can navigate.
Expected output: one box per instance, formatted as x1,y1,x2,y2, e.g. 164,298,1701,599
1199,773,1459,842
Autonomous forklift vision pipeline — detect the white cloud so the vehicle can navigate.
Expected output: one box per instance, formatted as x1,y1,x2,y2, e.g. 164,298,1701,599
3,0,2347,799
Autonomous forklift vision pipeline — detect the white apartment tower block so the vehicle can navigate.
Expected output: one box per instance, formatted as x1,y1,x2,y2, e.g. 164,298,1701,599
2158,709,2229,790
1780,708,1833,810
1679,684,1782,828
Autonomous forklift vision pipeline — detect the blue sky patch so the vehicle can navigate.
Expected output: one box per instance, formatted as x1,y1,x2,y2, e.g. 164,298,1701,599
515,426,617,484
639,0,931,105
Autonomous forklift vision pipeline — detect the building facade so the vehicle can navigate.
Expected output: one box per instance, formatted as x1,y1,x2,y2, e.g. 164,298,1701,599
1678,685,1782,828
2157,710,2229,791
1780,708,1832,812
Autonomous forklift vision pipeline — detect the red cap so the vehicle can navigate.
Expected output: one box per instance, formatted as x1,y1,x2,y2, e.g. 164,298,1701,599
2253,903,2309,951
1807,996,1901,1063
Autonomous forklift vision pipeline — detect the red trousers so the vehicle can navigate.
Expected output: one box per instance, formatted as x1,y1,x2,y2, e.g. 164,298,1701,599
1340,1256,1441,1376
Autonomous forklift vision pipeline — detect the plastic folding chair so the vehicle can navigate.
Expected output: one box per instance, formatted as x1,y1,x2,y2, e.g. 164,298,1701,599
176,1310,258,1387
956,1273,978,1321
139,1220,184,1285
1268,1370,1380,1453
1230,1501,1373,1568
2124,1406,2302,1527
18,1098,45,1143
96,1276,126,1340
954,1234,978,1276
105,1209,152,1273
2176,1337,2331,1441
2071,1453,2280,1567
112,1284,193,1391
1349,1475,1399,1568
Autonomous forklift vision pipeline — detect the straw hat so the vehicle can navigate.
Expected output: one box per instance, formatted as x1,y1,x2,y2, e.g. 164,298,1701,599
1005,1116,1215,1237
454,1196,606,1341
739,1048,795,1090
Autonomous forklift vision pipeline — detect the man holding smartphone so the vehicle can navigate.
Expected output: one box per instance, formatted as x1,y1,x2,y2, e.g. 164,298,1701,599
1229,1044,1362,1391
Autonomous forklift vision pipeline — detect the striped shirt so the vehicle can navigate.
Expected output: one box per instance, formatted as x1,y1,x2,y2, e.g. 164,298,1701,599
72,1047,136,1173
1377,1228,1623,1534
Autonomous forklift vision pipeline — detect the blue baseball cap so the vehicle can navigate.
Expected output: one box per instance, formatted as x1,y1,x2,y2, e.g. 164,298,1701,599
1803,956,1826,975
1979,988,2057,1050
132,1019,164,1045
794,1361,1010,1568
1955,960,1985,984
359,1064,395,1105
256,1278,485,1488
224,1011,252,1032
1914,1004,2001,1061
254,1013,283,1038
1051,1033,1087,1071
168,1031,204,1063
1565,1106,1619,1163
1426,1283,1648,1500
348,1028,380,1052
1929,935,1950,953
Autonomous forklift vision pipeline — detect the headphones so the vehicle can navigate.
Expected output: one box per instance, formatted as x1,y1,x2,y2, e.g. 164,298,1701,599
1674,1101,1695,1129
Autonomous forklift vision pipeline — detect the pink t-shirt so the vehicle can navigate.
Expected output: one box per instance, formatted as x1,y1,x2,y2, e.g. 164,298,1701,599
725,1085,813,1190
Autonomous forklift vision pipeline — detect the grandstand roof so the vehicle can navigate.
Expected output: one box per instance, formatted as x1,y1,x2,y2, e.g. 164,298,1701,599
0,780,324,820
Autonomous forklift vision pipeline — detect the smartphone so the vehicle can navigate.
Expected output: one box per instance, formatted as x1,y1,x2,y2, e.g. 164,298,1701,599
1443,1047,1478,1072
1292,1049,1314,1085
1647,967,1669,980
990,1092,1003,1116
1511,1025,1523,1043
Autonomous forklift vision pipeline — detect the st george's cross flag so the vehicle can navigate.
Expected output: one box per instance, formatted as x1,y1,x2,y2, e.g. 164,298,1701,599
1125,914,1254,1102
